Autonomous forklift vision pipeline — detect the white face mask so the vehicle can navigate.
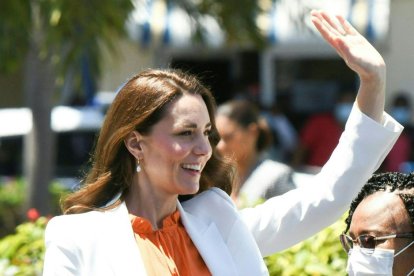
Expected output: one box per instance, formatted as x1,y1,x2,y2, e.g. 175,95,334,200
346,241,414,276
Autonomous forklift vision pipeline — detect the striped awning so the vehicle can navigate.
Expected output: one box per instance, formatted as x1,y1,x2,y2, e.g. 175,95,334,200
126,0,390,48
126,0,224,48
264,0,390,44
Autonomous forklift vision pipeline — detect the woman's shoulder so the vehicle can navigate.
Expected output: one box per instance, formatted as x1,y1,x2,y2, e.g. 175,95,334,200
194,187,234,204
45,208,111,242
181,188,236,216
48,209,102,225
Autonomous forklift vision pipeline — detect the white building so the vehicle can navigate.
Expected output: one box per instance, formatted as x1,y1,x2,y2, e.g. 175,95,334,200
98,0,414,114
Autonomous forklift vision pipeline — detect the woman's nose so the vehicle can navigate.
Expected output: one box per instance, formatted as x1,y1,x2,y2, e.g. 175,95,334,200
195,135,212,155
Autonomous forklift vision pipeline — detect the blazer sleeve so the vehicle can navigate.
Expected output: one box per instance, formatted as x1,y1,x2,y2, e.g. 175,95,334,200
239,105,403,257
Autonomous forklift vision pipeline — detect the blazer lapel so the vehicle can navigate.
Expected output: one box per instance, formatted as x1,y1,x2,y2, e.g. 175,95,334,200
99,197,238,275
177,202,238,276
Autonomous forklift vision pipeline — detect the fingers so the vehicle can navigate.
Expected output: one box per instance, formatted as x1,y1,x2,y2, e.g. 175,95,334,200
310,10,346,58
311,10,357,38
318,10,347,36
310,11,333,40
336,15,358,36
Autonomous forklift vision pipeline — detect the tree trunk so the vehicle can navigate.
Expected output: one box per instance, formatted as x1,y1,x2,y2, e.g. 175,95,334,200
23,45,55,215
23,1,56,214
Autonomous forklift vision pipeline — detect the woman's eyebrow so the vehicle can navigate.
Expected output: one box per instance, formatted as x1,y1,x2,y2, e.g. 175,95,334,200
179,122,212,128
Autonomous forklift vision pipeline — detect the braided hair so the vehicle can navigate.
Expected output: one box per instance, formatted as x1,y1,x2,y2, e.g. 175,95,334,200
344,172,414,233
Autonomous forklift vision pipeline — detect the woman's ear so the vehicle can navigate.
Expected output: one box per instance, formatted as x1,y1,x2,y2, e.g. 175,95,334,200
247,122,259,138
124,131,143,159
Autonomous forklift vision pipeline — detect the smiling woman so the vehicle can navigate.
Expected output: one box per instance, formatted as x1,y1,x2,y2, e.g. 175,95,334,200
43,10,403,276
61,69,233,216
123,93,214,219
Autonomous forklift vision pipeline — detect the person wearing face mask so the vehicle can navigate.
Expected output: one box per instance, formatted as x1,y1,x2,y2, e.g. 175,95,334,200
340,172,414,276
291,89,355,173
391,94,412,126
383,93,414,172
334,92,355,126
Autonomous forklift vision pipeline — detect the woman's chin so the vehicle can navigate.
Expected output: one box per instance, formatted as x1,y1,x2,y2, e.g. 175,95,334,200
180,183,200,195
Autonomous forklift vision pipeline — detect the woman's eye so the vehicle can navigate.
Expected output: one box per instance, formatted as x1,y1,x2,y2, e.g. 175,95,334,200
179,130,192,136
177,129,211,137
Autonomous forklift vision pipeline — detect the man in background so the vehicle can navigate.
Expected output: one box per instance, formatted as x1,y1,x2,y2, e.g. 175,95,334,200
340,172,414,275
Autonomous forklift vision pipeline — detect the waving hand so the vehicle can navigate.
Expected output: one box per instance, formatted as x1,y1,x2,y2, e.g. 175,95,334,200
311,10,386,122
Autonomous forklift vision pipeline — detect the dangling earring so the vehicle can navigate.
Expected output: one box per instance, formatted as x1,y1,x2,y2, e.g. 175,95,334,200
136,159,141,173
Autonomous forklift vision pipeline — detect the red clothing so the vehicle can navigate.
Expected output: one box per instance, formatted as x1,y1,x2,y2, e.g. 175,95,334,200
383,132,411,171
130,211,211,276
300,113,343,167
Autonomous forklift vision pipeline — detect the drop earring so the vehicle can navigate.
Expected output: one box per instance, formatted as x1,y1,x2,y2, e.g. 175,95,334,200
136,159,141,173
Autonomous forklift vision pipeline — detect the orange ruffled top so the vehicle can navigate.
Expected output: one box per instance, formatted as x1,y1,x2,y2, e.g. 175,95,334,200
130,210,211,276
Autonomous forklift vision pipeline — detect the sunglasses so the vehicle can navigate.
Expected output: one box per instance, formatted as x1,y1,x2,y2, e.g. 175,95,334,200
339,232,414,253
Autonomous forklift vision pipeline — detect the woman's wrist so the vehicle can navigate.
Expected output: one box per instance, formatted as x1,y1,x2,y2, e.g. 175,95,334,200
356,66,386,123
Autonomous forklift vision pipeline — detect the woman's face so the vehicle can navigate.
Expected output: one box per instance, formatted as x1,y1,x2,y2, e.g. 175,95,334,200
138,94,212,197
215,115,257,163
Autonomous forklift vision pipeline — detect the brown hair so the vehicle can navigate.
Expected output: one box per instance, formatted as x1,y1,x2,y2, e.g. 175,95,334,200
62,69,234,214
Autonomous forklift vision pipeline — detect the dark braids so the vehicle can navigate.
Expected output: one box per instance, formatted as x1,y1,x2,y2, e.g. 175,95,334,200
344,172,414,233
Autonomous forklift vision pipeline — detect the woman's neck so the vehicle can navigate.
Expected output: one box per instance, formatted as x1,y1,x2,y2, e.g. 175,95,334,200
233,152,258,197
239,151,258,180
125,175,177,230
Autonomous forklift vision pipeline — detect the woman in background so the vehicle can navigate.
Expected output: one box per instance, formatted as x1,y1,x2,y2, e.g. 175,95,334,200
216,99,296,206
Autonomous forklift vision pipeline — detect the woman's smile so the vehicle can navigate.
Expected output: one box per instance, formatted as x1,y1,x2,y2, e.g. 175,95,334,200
136,93,212,197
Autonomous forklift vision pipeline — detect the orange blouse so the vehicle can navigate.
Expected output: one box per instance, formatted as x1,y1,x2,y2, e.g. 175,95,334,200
130,211,211,276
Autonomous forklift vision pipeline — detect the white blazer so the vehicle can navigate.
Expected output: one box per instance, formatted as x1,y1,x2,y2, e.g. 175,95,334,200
43,106,402,276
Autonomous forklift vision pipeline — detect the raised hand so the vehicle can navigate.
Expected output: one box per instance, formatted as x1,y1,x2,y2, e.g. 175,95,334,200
311,10,385,122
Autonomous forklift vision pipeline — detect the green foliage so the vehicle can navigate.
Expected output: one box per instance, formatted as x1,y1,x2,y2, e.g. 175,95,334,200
0,178,68,274
0,0,267,77
179,0,265,47
0,217,47,276
0,179,26,237
37,0,134,78
0,0,31,73
265,216,348,276
0,0,134,95
0,178,69,237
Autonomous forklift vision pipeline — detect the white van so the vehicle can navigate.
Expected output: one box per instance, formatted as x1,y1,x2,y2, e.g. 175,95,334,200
0,106,104,187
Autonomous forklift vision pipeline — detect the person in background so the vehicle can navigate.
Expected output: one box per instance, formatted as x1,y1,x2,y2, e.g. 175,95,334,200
261,100,298,163
43,10,402,275
215,99,296,206
340,172,414,275
383,92,414,172
291,89,355,173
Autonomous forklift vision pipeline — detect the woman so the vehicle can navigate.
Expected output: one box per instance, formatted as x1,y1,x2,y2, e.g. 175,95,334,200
43,10,402,275
215,99,296,206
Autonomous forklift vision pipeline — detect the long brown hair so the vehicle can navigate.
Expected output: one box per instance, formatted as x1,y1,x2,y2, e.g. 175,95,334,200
62,69,235,214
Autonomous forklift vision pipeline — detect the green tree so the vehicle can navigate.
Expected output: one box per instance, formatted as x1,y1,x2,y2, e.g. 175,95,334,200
1,0,134,215
0,0,265,215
